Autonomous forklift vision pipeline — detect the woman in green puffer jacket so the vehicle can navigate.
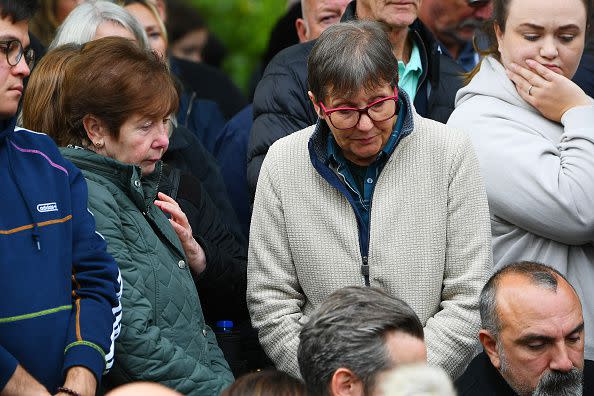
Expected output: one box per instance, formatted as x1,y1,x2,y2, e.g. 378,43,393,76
39,37,234,395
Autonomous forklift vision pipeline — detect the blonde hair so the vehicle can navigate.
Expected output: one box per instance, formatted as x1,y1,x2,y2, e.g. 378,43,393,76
21,44,82,144
378,364,456,396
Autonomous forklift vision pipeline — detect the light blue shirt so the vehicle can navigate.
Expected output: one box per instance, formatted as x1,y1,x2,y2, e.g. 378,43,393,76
398,39,423,101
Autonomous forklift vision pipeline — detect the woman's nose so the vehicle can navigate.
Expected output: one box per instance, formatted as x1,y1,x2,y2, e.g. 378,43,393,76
357,112,375,131
540,37,559,60
154,122,170,150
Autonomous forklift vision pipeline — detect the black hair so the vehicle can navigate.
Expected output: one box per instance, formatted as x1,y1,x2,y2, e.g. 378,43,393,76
0,0,38,22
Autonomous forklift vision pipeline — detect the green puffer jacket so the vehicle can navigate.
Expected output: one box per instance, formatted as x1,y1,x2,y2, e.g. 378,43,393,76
61,147,234,396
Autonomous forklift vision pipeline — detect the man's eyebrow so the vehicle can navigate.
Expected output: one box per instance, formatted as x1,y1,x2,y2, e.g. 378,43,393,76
567,322,585,336
516,334,553,345
0,35,19,41
516,322,585,344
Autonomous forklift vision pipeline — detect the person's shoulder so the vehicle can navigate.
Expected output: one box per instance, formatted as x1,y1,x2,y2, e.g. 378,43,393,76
12,126,59,151
266,124,315,159
10,127,73,170
412,112,470,147
268,40,316,68
455,353,495,395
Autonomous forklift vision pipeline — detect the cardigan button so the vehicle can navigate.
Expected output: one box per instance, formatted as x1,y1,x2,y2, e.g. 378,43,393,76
202,329,208,337
134,180,141,188
177,260,186,269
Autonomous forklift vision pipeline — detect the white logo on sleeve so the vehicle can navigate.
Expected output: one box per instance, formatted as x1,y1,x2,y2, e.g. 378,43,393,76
37,202,58,213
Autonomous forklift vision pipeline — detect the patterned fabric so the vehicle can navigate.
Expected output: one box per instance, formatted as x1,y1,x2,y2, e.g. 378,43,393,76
61,148,234,396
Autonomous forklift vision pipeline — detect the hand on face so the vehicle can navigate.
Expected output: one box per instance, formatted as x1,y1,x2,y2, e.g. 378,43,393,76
154,192,206,275
506,59,593,122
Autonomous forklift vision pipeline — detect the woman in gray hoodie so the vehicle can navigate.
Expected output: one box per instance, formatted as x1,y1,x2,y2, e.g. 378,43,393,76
448,0,594,360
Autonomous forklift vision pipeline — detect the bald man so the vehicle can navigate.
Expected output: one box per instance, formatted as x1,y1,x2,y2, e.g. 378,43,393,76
457,262,594,395
295,0,350,42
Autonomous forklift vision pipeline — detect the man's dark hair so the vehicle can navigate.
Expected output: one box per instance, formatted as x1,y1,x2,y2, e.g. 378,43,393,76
298,286,424,396
0,0,38,22
480,261,578,337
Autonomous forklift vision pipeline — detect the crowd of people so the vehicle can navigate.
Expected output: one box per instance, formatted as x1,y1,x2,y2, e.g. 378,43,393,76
0,0,592,395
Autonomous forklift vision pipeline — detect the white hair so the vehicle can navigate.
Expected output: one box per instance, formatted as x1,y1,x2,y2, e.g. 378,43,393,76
50,0,149,50
378,364,457,396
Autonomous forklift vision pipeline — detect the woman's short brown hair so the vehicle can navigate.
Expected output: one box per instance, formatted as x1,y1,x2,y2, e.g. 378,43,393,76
221,370,305,396
62,36,179,147
21,43,82,146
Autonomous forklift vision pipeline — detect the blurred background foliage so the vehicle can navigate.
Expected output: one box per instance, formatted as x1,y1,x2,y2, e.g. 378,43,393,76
189,0,287,94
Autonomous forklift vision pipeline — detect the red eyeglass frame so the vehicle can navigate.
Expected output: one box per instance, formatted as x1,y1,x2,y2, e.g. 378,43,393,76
319,86,399,130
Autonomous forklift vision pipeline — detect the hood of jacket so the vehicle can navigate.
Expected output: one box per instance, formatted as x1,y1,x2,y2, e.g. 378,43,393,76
455,56,540,116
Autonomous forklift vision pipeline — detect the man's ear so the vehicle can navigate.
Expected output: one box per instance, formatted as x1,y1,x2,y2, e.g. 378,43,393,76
330,368,364,396
479,329,502,369
82,114,108,147
308,91,324,118
295,18,309,43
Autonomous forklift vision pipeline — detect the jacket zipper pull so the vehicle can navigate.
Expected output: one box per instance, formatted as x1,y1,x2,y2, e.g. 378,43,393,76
361,256,370,287
32,233,41,251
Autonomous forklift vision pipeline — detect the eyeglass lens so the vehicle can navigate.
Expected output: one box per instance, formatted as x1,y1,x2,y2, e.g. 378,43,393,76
3,40,34,67
329,98,397,130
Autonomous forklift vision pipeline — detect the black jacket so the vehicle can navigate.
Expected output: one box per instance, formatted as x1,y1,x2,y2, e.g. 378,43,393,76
164,125,245,244
159,164,248,323
170,56,247,120
455,352,594,396
246,0,464,196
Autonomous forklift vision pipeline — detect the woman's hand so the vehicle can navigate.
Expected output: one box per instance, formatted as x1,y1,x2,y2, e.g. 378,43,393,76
154,192,207,275
506,59,593,122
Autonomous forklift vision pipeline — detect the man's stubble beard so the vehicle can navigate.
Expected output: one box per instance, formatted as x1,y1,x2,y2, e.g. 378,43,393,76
498,344,583,396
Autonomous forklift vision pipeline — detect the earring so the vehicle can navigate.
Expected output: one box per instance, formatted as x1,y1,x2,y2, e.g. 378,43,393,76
94,140,104,148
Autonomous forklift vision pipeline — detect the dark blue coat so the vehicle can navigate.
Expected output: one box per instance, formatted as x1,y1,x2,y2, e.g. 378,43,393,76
0,118,121,392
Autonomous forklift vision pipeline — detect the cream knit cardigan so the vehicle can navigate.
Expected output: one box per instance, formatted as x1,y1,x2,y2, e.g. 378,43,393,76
247,112,492,379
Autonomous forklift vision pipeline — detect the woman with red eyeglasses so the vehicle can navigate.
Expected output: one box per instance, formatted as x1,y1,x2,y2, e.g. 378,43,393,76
247,20,492,380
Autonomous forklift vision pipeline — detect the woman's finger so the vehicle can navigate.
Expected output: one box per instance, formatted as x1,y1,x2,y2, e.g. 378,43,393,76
525,59,557,82
509,62,546,87
157,192,180,208
506,69,536,104
154,199,189,226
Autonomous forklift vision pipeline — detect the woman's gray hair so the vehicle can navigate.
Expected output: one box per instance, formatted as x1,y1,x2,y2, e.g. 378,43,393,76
50,0,149,50
298,286,424,396
307,20,398,104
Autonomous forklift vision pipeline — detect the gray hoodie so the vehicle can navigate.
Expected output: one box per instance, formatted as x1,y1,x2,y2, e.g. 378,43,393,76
448,56,594,360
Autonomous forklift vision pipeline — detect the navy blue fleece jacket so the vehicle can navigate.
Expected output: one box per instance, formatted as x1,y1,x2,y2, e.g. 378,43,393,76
0,117,122,392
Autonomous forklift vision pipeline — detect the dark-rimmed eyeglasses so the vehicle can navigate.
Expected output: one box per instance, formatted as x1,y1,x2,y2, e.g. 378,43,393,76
319,87,398,130
0,40,35,69
467,0,490,7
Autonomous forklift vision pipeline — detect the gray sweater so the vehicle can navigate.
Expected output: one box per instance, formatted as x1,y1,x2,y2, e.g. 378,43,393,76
248,110,492,378
448,56,594,360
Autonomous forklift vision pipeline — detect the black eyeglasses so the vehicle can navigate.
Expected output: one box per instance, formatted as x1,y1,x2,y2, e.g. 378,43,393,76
467,0,490,7
0,40,35,68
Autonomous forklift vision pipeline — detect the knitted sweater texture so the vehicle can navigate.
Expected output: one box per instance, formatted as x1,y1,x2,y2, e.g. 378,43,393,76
247,111,492,378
